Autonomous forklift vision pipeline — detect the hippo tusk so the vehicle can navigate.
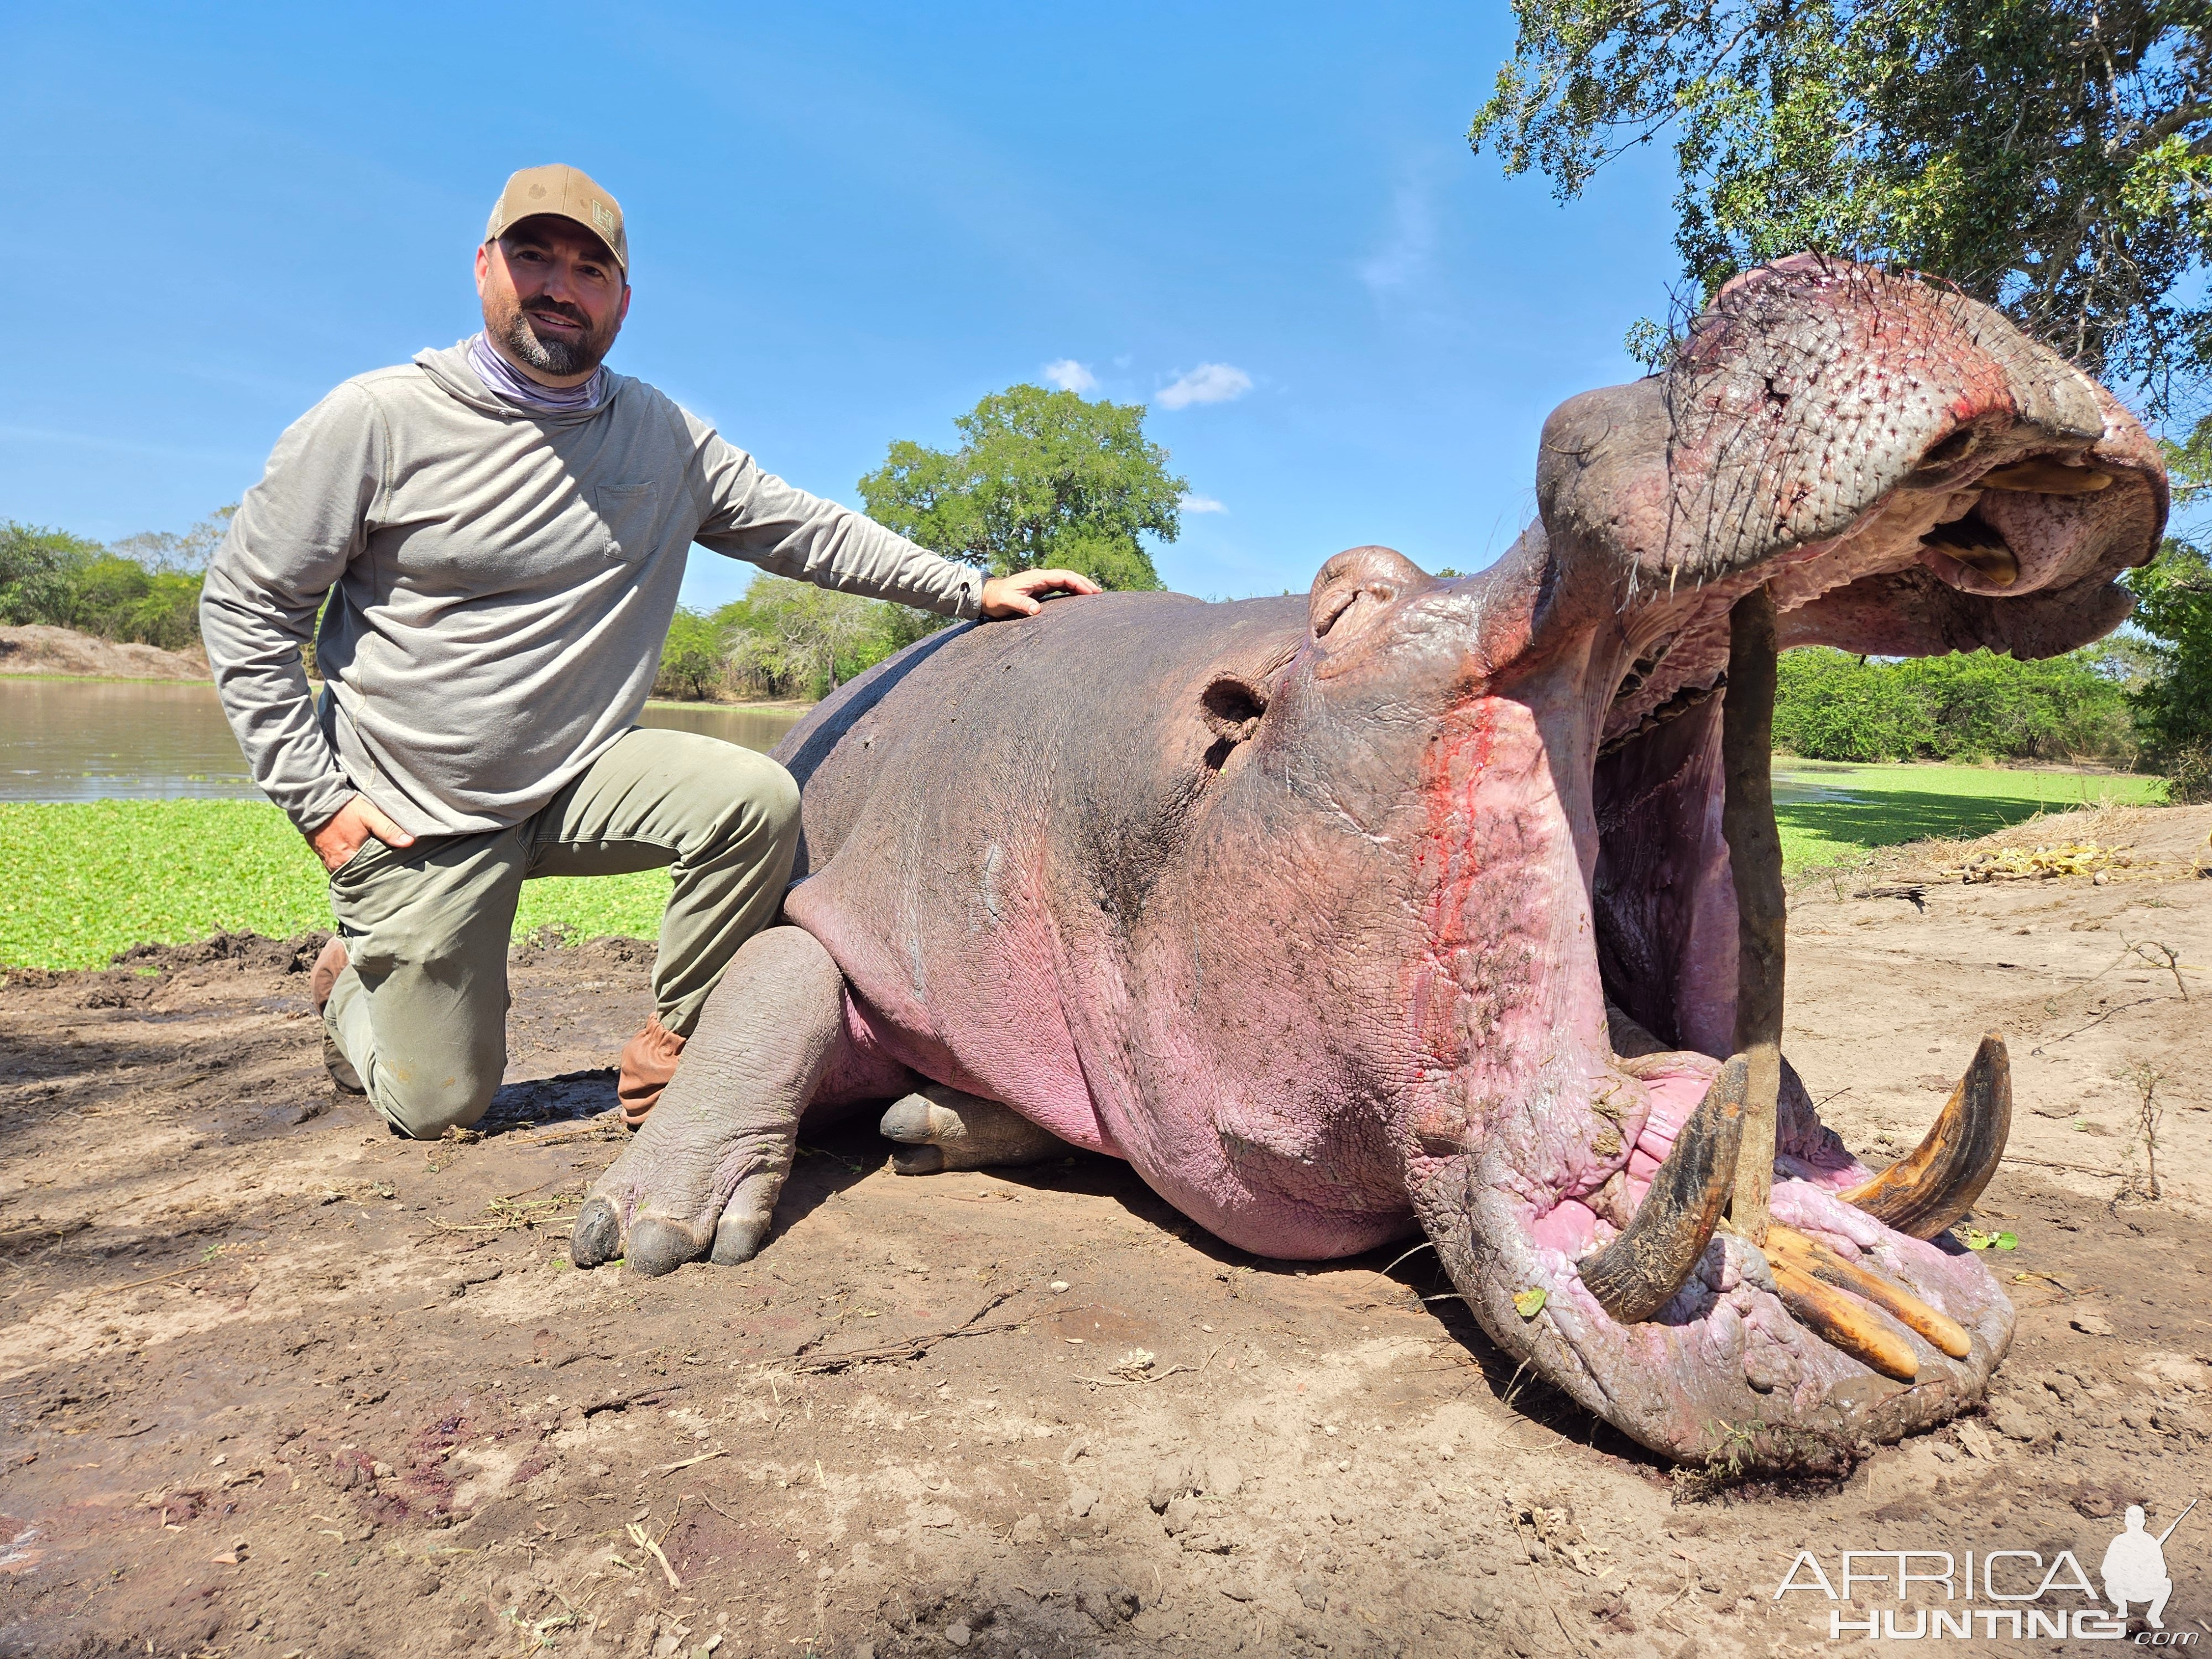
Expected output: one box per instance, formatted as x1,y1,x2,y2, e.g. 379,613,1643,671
1976,460,2113,494
1840,1033,2012,1239
1581,1056,1747,1323
1764,1223,1972,1359
1768,1260,1920,1381
1922,524,2021,587
1721,587,1785,1245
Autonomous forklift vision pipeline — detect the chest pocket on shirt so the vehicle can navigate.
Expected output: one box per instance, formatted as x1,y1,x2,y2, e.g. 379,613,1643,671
589,482,659,562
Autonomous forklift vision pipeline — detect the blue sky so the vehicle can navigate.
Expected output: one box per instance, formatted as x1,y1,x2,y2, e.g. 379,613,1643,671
1,1,1684,608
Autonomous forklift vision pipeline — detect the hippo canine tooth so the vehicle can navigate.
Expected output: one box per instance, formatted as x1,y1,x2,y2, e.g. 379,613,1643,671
1841,1033,2012,1239
1976,460,2114,493
1580,1056,1747,1323
1923,523,2021,587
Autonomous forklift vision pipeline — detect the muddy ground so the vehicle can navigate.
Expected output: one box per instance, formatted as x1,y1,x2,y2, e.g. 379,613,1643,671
2,804,2208,1659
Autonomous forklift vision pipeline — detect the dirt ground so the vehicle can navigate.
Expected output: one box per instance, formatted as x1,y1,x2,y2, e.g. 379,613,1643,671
2,804,2208,1659
0,628,209,682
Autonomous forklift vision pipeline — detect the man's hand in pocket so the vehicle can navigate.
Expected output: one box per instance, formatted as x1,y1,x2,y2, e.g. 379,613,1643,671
309,794,416,874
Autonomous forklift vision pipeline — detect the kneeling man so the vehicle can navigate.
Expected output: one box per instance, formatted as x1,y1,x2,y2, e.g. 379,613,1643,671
203,164,1095,1139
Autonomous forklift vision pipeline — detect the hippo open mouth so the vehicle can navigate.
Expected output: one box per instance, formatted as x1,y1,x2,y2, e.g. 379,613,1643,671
572,255,2164,1470
1385,255,2164,1465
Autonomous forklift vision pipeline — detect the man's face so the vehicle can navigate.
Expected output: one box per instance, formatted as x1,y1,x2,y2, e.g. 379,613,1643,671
474,216,630,382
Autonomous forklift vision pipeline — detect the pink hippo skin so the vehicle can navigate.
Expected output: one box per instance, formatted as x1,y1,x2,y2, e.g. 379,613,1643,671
572,257,2166,1467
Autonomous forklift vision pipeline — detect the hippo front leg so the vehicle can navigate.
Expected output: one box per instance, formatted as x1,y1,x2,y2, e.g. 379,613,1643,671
572,926,843,1277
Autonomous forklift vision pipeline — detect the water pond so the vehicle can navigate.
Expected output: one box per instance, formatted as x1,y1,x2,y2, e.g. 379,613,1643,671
0,677,806,803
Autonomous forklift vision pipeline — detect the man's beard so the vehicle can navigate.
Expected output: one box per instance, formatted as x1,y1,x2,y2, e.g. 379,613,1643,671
492,295,614,378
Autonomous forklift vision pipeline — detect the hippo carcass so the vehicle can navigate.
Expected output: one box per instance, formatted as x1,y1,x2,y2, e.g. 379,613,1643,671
573,257,2165,1467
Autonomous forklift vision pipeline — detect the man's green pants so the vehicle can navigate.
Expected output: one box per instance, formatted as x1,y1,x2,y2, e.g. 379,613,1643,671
321,728,801,1139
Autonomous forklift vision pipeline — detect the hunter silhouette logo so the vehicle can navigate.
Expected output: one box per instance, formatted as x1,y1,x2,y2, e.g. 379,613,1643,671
2104,1500,2193,1630
1775,1495,2197,1642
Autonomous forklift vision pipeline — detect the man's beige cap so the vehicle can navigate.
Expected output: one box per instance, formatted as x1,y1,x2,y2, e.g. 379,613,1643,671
484,164,628,273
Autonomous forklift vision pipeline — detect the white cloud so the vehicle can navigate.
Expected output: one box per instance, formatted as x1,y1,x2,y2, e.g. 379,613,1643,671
1156,362,1253,410
1042,358,1097,393
1180,493,1228,514
1356,174,1437,300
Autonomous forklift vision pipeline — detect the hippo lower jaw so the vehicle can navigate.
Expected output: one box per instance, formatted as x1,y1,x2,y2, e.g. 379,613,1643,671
1396,543,2030,1470
1407,1047,2018,1470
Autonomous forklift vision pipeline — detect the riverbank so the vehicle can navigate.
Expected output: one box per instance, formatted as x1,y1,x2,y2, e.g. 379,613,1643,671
0,624,208,681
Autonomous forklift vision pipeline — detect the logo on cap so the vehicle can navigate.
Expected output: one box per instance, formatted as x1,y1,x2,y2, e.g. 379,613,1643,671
591,200,617,237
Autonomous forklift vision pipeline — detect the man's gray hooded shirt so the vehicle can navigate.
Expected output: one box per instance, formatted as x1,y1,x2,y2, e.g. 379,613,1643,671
201,343,982,838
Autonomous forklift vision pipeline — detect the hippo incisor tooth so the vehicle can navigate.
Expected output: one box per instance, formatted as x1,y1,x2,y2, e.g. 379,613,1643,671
1976,460,2114,494
1840,1032,2013,1239
1764,1223,1972,1359
1721,587,1784,1245
1580,1056,1747,1323
1768,1260,1920,1381
1923,525,2021,587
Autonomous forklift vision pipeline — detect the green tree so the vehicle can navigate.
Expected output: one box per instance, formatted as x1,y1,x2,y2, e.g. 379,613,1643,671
1773,646,2135,761
1470,0,2212,411
719,577,919,701
1773,649,1937,760
63,557,205,650
0,522,101,625
655,607,727,701
111,505,237,575
858,384,1185,589
2124,540,2212,796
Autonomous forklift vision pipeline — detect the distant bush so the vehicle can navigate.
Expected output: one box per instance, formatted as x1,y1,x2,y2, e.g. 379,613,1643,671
653,582,948,703
0,522,105,628
1773,647,2134,765
654,607,728,701
1,509,232,652
65,556,206,650
2123,541,2212,801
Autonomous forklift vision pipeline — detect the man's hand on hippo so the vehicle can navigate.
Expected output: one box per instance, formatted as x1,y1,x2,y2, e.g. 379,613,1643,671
308,794,416,874
979,568,1103,618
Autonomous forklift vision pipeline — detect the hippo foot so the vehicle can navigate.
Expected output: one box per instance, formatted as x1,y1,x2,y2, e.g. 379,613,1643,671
880,1084,1070,1175
570,927,845,1277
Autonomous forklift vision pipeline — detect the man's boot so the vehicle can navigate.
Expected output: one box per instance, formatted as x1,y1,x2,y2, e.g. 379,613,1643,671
618,1014,686,1129
310,936,366,1095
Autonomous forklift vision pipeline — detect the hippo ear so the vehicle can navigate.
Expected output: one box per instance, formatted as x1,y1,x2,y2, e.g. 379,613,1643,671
1197,675,1268,776
1308,546,1436,645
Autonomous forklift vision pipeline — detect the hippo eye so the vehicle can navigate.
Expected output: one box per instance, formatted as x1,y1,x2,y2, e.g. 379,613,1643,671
1198,677,1267,773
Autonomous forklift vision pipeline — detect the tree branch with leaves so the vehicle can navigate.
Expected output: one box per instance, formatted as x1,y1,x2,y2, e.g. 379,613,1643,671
1472,0,2212,419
